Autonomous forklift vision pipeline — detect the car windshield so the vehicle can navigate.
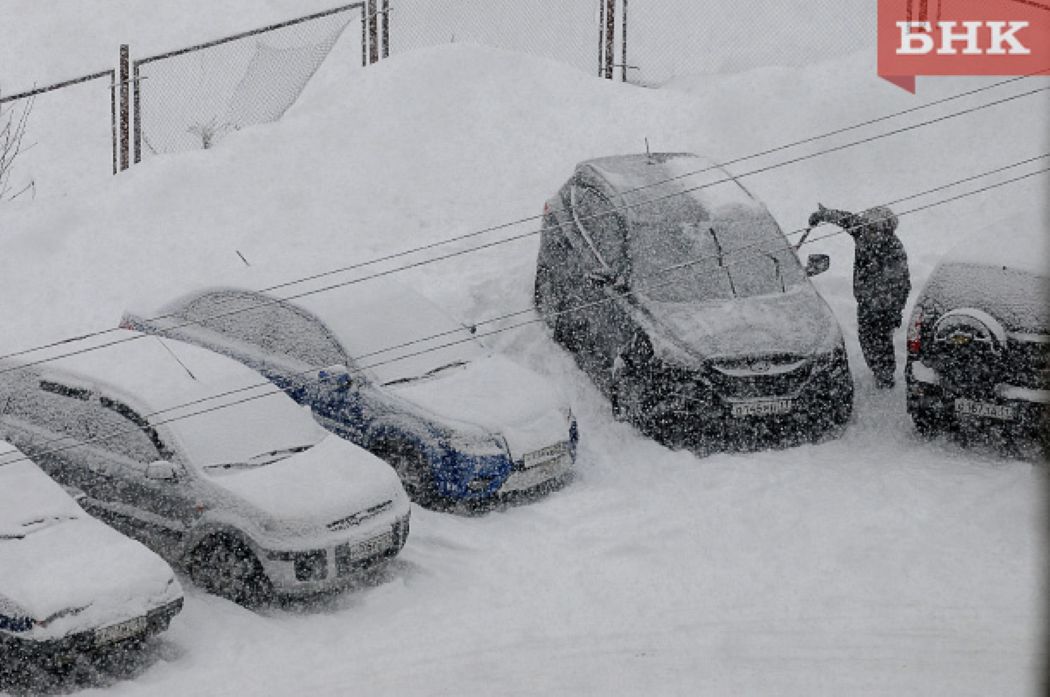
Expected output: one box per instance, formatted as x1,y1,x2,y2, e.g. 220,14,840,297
165,392,326,471
628,203,804,303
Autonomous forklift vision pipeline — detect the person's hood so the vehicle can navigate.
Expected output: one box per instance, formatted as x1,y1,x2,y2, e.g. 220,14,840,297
0,516,181,641
204,434,409,537
638,284,842,366
384,354,573,460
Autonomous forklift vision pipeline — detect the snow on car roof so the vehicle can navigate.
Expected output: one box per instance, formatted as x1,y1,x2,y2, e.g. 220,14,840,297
939,215,1048,278
581,152,765,219
20,329,284,416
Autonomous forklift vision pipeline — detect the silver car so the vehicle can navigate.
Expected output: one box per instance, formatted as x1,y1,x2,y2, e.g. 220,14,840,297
0,441,182,664
0,331,411,605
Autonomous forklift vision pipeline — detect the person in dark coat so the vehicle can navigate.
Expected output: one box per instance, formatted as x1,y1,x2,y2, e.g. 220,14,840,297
807,203,911,388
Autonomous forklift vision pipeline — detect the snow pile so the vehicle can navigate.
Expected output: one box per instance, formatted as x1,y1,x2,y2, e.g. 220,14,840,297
0,10,1045,697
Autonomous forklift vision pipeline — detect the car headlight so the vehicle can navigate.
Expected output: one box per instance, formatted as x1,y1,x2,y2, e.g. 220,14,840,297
445,431,508,458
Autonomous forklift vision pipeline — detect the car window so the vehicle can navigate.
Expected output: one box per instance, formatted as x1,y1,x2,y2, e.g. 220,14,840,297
630,206,804,303
179,291,348,368
0,376,161,463
572,186,627,272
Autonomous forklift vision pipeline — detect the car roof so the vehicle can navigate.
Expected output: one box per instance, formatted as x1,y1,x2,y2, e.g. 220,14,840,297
576,152,765,220
12,330,278,417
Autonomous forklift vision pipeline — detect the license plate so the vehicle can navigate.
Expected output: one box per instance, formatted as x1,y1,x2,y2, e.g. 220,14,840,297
350,531,393,560
954,398,1016,421
730,399,794,417
95,616,147,646
523,441,570,469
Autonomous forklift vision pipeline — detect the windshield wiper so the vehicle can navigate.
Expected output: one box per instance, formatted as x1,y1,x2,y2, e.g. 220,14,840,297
708,227,737,297
1,515,80,538
382,360,468,387
204,445,312,471
766,252,787,293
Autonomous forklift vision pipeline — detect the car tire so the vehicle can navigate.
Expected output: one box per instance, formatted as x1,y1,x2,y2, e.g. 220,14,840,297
534,252,577,350
373,439,439,507
189,534,272,607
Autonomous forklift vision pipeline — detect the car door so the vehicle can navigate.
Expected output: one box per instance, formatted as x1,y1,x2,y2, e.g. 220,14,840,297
87,395,200,557
569,183,637,378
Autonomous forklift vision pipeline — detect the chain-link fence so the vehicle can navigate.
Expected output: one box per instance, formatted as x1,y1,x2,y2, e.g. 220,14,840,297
387,0,600,77
133,3,364,160
0,71,116,200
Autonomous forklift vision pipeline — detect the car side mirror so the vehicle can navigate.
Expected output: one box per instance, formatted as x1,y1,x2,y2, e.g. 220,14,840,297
146,460,179,481
62,485,88,503
805,253,830,277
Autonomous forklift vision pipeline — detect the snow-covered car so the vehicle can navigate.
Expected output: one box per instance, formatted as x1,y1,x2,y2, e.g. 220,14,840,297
905,224,1049,447
0,441,183,662
0,332,410,605
534,153,853,447
120,279,578,506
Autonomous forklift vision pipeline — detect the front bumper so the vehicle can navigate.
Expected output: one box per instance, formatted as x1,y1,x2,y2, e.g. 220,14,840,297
0,597,183,663
260,514,410,596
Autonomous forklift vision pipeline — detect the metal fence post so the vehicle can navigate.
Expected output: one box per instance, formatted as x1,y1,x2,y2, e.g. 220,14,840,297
621,0,628,82
367,0,379,63
119,44,130,171
603,0,615,79
381,0,390,59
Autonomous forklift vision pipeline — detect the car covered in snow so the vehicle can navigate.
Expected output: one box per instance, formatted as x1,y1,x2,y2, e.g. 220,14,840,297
120,279,578,506
0,441,182,662
905,224,1049,447
0,332,410,605
534,153,853,447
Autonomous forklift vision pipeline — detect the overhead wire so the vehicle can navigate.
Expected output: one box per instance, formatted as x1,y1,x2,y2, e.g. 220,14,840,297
0,84,1047,377
0,72,1046,365
0,158,1045,468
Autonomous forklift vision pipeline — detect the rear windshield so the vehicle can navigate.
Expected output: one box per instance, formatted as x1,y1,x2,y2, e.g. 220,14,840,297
924,263,1049,332
629,204,804,303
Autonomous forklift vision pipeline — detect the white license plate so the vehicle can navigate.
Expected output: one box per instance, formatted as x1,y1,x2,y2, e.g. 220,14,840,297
954,398,1016,421
730,399,794,417
95,616,147,646
523,441,570,469
350,531,393,560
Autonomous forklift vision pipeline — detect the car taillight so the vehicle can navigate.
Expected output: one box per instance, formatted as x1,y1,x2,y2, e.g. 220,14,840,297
906,306,924,355
543,201,550,216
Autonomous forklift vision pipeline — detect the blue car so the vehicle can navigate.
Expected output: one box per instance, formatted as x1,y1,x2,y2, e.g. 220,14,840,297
122,279,577,506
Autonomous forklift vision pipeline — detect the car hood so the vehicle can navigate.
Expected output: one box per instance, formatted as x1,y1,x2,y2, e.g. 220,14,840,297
0,517,181,640
385,354,572,460
205,434,408,532
639,284,841,365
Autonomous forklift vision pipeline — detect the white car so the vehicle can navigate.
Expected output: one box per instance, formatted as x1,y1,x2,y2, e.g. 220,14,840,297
122,277,578,506
0,331,411,605
0,441,183,662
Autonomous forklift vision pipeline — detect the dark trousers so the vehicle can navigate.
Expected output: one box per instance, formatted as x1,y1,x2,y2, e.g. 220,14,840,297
857,306,899,385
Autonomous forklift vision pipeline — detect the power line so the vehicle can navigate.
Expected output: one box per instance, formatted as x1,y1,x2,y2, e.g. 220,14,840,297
1,160,1044,469
0,72,1045,364
1,85,1046,377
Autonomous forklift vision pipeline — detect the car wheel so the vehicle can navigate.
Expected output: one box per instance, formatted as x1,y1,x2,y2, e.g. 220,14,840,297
189,534,272,607
373,439,439,507
534,254,577,350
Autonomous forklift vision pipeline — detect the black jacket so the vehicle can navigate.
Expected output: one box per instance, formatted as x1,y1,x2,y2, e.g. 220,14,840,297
812,208,910,319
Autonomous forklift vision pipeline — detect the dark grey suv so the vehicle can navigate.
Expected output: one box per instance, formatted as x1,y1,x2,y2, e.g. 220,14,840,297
905,228,1049,449
534,153,853,448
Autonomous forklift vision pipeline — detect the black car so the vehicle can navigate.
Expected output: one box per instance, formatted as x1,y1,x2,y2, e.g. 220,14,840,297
534,153,853,447
905,226,1049,449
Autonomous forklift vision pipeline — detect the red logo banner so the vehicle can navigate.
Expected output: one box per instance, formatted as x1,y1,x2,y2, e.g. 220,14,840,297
878,0,1050,92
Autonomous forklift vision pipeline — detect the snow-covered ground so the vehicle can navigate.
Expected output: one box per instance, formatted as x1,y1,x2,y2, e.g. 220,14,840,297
0,2,1047,695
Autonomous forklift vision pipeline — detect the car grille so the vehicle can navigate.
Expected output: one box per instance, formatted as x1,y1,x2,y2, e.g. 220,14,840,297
706,357,812,399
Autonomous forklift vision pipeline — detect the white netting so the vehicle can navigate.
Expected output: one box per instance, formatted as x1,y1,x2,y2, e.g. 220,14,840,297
136,6,361,157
